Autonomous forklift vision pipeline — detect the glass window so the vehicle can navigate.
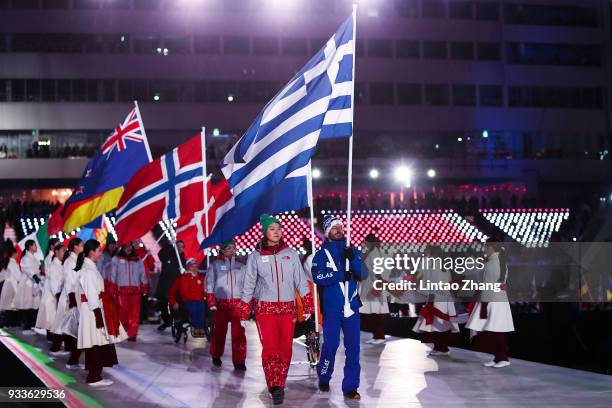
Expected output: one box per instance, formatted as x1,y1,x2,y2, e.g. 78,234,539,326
101,80,115,102
475,2,498,20
281,38,307,56
102,0,129,9
224,36,249,55
133,36,160,54
425,84,449,105
368,39,393,58
369,83,395,105
504,4,598,27
395,0,419,17
41,79,56,102
450,42,474,60
0,79,8,102
12,0,39,9
449,1,472,19
477,42,500,60
11,80,25,102
422,41,446,59
72,80,87,102
422,0,445,18
57,79,71,102
0,33,6,53
397,83,422,105
42,0,70,9
164,36,191,55
26,79,41,102
87,80,98,102
396,40,420,58
452,84,476,106
133,80,148,101
479,85,503,106
253,37,279,56
194,36,220,54
73,0,99,9
135,0,161,10
117,80,133,102
11,33,43,52
506,42,601,66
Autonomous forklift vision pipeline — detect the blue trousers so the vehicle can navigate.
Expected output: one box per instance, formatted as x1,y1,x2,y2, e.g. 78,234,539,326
317,312,360,393
183,301,205,329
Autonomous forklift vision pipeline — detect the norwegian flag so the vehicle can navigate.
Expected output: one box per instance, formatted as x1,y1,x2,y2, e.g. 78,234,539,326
114,134,208,245
175,177,232,261
101,107,147,159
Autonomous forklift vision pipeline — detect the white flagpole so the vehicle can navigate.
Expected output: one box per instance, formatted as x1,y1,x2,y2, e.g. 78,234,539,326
341,3,357,317
307,161,320,333
201,127,211,269
133,100,153,162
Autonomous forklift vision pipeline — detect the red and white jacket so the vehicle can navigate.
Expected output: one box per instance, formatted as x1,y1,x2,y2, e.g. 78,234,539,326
206,256,246,310
107,255,148,296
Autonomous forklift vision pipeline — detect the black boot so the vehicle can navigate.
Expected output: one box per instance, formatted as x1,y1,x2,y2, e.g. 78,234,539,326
212,357,222,367
234,363,247,371
270,387,284,405
318,381,330,392
344,390,361,400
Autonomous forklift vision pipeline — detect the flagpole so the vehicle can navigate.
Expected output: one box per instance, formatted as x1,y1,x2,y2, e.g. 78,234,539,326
346,3,357,256
201,127,210,269
133,100,153,162
307,161,320,333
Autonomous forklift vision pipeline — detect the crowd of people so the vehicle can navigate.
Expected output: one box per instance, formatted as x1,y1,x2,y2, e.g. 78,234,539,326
0,211,517,404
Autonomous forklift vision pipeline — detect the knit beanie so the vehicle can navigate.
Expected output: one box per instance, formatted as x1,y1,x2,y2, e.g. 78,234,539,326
323,215,343,237
260,214,281,236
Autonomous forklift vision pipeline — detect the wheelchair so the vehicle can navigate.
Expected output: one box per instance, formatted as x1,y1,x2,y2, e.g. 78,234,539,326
171,303,214,344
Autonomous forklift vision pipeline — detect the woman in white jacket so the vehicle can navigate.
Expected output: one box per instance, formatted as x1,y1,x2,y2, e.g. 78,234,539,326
36,242,65,337
466,240,514,368
0,246,21,326
49,237,84,363
15,240,42,333
76,239,127,387
412,246,459,356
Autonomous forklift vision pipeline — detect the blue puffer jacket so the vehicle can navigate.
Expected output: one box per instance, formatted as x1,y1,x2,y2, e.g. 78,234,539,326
312,239,364,315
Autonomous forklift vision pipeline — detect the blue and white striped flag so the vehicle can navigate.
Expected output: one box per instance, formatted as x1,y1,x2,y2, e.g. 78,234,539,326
222,14,355,207
200,14,355,248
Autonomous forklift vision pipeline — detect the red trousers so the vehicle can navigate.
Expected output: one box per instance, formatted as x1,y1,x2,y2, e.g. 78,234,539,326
473,331,509,362
255,313,294,390
210,306,246,364
119,292,141,338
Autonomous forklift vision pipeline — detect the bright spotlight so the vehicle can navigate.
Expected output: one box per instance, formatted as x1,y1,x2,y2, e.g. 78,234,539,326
427,169,436,178
227,94,235,102
394,166,412,183
369,168,379,179
312,168,322,179
212,128,220,136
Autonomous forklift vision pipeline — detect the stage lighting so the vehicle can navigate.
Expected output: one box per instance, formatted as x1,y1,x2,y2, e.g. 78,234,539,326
153,94,160,101
212,128,220,136
312,168,322,179
394,166,412,183
227,94,235,102
427,169,436,178
369,168,379,179
482,130,489,138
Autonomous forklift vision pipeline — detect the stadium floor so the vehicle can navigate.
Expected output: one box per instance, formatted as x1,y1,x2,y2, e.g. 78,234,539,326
1,325,612,408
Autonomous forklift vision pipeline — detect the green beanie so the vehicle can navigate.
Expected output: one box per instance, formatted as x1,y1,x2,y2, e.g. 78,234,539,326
260,214,281,236
220,239,235,250
106,234,116,244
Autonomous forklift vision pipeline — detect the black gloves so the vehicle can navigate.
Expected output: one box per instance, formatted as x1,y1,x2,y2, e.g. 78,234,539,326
343,247,355,262
93,308,104,328
32,275,41,284
344,270,352,282
68,293,77,309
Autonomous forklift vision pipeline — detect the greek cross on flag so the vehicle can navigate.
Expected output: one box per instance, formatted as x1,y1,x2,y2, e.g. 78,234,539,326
220,14,355,208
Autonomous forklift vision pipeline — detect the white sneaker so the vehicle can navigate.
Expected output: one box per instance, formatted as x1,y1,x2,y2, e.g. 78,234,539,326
50,350,70,357
22,329,35,335
33,328,46,335
483,360,496,367
88,379,113,387
65,363,84,370
493,361,511,368
365,339,375,344
370,339,385,345
428,350,450,356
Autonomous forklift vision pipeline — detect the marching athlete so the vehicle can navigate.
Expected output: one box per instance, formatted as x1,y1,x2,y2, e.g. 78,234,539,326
108,242,147,342
15,240,42,333
240,214,313,405
312,215,364,400
0,245,21,326
35,242,65,338
207,239,247,370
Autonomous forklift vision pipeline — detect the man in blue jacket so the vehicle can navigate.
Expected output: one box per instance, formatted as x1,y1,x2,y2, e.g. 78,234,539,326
312,215,364,400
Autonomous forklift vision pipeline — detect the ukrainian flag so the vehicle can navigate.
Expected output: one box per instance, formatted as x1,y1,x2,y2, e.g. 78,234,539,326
62,104,151,232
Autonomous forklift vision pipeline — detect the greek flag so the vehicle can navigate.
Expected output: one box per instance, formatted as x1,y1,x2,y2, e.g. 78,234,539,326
200,14,355,248
222,14,355,207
